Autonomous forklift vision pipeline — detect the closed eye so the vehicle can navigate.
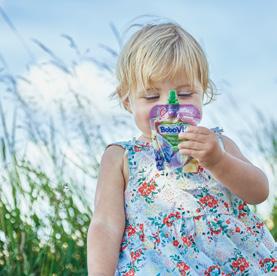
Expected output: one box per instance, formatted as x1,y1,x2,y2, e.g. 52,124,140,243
178,93,192,97
144,96,159,100
144,93,192,100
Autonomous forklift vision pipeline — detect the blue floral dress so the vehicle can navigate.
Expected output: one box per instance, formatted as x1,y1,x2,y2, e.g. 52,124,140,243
106,130,277,275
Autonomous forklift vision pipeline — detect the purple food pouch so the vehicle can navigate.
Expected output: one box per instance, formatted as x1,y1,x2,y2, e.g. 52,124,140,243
149,90,202,172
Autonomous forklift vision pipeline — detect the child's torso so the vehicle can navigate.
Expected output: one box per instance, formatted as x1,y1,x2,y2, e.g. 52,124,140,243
121,137,234,222
107,136,276,275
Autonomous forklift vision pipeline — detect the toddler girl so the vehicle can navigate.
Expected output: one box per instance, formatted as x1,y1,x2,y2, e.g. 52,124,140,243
87,21,277,275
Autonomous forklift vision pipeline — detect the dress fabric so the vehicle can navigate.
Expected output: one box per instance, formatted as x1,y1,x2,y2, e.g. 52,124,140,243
106,131,277,275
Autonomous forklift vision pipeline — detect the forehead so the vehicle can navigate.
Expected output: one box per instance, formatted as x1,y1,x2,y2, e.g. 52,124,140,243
136,74,203,94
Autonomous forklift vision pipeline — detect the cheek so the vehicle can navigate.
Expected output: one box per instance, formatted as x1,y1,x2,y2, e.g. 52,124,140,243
137,108,151,122
191,95,203,112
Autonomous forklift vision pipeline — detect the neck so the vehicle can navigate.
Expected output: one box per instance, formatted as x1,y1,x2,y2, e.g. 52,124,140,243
138,134,151,143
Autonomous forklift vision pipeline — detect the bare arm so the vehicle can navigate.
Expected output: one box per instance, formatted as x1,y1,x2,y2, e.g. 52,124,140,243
209,135,269,205
178,126,269,205
87,145,126,276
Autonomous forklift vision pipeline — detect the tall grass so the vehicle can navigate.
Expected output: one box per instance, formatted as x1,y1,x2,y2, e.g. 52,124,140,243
0,10,276,275
0,159,91,275
242,110,277,239
0,9,113,273
0,61,94,274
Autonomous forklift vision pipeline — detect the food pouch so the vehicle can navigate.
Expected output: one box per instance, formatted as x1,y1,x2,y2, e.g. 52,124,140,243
149,89,202,172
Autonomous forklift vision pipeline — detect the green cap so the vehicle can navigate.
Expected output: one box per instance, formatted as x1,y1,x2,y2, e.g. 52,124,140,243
168,89,179,104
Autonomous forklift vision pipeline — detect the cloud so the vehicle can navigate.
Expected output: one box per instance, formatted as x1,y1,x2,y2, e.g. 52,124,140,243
17,61,122,115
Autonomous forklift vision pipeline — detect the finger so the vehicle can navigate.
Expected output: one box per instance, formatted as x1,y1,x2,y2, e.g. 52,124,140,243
178,140,205,150
179,148,205,160
179,148,194,157
178,132,207,143
179,148,202,158
184,125,210,135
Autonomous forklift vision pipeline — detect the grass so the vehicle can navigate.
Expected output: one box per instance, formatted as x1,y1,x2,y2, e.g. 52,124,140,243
0,10,276,275
0,159,91,275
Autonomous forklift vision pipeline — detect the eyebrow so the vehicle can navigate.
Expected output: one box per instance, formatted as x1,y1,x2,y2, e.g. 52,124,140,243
175,84,193,90
144,84,192,92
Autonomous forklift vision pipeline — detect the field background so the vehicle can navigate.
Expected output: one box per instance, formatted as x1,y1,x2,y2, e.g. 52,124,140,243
0,1,276,275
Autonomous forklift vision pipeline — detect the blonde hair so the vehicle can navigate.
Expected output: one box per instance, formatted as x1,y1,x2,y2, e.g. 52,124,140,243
111,22,217,111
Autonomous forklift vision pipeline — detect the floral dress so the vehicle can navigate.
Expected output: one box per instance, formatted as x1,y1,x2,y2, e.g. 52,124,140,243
106,130,277,275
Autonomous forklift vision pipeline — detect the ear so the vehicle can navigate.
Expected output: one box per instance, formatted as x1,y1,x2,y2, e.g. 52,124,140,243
122,96,133,114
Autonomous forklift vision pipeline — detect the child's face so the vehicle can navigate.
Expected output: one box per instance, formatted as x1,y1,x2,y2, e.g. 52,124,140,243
127,74,204,140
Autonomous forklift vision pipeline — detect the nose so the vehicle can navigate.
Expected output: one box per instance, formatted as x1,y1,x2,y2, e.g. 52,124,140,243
158,94,180,105
160,95,170,105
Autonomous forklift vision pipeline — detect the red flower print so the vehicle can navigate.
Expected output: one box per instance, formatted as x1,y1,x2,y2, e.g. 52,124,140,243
163,212,181,227
210,228,221,235
138,180,156,197
138,224,145,241
123,268,135,276
127,225,136,237
173,240,179,247
259,257,277,273
138,182,151,196
238,213,246,218
231,257,249,272
238,204,244,210
226,218,231,224
152,231,161,245
182,236,192,247
163,217,173,227
256,222,264,229
134,145,142,152
235,226,240,233
199,195,218,208
138,182,152,196
131,249,142,262
204,265,221,275
237,202,250,218
149,184,156,191
177,261,190,275
224,202,229,209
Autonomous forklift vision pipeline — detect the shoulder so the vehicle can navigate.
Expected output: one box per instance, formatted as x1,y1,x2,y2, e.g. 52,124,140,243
221,134,251,164
103,143,126,166
99,144,127,181
94,144,126,215
95,141,130,198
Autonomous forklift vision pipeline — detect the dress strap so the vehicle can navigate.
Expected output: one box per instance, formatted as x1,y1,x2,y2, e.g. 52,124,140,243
211,127,225,151
105,140,131,151
104,139,138,178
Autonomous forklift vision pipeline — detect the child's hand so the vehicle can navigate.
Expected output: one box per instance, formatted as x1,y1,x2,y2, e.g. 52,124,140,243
178,125,225,170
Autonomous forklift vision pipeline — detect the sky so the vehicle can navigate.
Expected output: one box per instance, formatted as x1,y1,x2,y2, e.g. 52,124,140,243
0,0,276,217
1,1,276,117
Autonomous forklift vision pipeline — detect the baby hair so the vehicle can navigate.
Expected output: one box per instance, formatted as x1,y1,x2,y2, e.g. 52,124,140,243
112,21,217,112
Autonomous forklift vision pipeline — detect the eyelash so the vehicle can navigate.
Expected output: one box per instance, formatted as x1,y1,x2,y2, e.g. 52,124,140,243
144,94,192,100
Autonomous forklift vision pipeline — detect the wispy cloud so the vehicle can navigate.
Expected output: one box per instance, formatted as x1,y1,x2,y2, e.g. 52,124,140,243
18,61,122,116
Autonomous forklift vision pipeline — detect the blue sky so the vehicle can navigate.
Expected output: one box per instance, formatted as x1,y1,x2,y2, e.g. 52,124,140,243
0,0,276,216
1,0,276,115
